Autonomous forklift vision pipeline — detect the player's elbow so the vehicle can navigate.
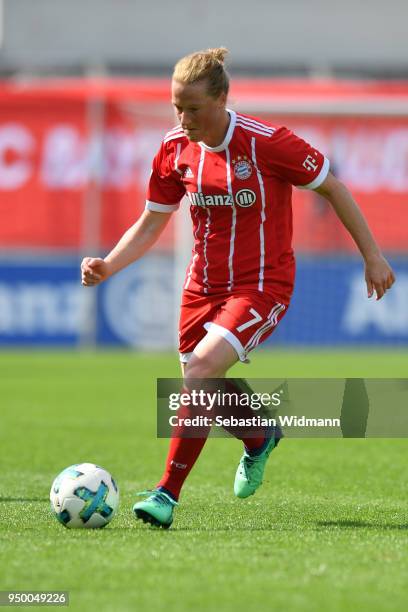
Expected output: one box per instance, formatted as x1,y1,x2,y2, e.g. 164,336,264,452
314,171,347,200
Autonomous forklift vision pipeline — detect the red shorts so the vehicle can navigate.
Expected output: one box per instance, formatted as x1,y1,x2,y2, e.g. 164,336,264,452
179,290,288,363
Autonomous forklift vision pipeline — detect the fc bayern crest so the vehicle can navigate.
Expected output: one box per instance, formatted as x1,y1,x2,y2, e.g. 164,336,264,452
232,156,253,180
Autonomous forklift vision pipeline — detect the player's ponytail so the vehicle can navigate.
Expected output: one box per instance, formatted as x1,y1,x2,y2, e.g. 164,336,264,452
173,47,230,98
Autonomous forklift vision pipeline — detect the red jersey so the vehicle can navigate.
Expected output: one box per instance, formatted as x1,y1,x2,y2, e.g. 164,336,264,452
146,110,329,304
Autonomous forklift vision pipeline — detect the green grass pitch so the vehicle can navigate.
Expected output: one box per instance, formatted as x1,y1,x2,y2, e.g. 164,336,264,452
0,349,407,611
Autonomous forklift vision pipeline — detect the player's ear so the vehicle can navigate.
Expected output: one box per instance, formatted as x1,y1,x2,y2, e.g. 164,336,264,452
217,91,227,108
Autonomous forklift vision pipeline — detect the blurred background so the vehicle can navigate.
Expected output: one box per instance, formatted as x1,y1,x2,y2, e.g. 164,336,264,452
0,0,407,351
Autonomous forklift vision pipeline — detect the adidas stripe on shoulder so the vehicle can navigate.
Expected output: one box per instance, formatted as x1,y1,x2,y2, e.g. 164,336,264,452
236,114,276,137
164,126,186,143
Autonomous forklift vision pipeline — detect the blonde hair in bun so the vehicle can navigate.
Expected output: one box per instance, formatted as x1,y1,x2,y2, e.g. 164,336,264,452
173,47,230,98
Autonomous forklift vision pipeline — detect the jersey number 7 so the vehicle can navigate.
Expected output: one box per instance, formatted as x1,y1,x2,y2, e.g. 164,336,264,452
236,308,262,333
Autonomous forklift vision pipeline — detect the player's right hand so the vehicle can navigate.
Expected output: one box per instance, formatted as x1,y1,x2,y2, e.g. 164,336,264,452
81,257,109,287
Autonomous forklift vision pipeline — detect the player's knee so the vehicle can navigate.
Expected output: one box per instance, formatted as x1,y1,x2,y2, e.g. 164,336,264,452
184,357,224,380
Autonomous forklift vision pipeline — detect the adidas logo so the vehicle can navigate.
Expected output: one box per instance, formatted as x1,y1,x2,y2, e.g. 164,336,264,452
184,167,194,178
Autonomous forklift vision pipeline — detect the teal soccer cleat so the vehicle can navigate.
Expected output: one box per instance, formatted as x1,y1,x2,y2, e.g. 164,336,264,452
133,490,178,529
234,436,278,499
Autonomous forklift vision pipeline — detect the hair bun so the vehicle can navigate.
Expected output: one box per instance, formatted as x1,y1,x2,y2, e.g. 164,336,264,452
207,47,229,64
173,48,230,98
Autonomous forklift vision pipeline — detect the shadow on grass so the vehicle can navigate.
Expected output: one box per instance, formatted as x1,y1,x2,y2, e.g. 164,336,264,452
316,520,408,531
131,519,408,533
113,524,281,532
0,497,49,502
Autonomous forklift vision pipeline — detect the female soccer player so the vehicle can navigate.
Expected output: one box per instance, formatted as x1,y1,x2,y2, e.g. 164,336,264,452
81,48,395,529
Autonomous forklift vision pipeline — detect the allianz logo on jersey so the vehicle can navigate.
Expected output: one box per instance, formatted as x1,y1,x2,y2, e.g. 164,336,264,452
187,189,256,208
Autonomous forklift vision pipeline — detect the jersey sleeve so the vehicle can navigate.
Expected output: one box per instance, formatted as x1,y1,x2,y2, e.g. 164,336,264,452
146,140,186,212
268,127,330,189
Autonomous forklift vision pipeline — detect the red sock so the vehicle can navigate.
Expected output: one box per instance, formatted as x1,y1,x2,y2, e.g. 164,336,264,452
221,379,266,452
240,435,267,452
156,396,211,500
156,436,208,501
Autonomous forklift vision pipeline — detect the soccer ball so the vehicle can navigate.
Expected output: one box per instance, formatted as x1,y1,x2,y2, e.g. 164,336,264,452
50,463,119,528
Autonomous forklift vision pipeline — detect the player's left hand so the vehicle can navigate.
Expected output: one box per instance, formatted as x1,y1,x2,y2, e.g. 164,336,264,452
364,254,396,300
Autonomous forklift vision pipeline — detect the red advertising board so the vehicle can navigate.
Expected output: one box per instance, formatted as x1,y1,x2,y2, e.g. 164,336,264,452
0,78,407,252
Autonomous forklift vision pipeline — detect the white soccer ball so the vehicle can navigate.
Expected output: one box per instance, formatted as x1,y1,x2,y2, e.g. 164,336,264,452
50,463,119,529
